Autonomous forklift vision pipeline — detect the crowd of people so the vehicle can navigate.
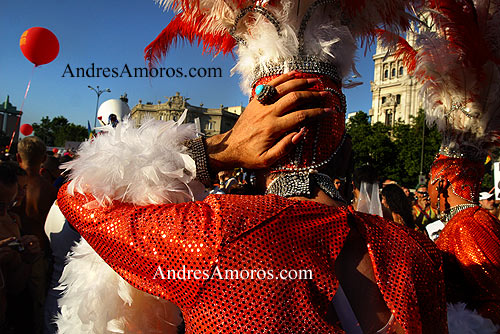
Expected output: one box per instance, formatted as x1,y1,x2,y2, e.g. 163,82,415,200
0,137,73,333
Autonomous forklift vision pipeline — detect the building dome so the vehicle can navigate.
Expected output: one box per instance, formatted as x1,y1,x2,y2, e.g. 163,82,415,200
97,98,131,125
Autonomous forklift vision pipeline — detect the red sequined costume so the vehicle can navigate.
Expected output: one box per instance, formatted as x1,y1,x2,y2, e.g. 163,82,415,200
57,183,447,333
436,206,500,325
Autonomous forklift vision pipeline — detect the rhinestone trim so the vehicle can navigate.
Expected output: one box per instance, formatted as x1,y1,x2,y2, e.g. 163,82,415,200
440,204,477,223
265,171,346,202
251,56,341,88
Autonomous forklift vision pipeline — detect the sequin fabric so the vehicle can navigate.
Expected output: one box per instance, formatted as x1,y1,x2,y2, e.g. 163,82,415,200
436,206,500,325
251,73,345,173
57,183,447,333
430,154,484,203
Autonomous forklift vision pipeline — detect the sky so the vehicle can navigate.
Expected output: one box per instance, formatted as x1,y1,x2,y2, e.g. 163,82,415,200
0,0,375,128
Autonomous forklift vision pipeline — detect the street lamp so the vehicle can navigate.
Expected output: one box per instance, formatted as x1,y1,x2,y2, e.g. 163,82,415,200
88,85,111,127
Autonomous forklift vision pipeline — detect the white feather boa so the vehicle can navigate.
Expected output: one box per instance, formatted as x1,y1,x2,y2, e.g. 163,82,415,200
64,111,207,207
55,112,206,333
56,239,182,334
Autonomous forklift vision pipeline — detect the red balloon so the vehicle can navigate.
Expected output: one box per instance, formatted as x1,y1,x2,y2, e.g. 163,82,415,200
20,27,59,66
20,123,33,136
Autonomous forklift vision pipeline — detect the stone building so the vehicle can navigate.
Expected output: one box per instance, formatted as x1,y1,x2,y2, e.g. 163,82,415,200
369,29,423,126
0,96,21,143
130,92,243,136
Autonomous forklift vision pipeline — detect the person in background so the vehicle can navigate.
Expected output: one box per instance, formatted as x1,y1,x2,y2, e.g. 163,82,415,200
412,184,437,233
380,184,415,229
0,162,41,333
12,137,57,334
40,157,61,187
479,191,499,218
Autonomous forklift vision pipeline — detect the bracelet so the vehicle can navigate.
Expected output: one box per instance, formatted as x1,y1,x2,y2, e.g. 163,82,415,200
184,137,212,187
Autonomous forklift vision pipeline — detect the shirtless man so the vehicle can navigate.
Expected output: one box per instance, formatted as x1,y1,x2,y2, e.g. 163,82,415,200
15,136,57,251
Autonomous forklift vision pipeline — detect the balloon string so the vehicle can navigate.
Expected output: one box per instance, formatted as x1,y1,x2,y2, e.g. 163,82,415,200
7,64,36,151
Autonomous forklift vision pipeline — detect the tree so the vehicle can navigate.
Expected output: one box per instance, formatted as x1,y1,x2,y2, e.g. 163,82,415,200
347,110,441,188
392,110,441,187
347,111,396,179
32,116,87,147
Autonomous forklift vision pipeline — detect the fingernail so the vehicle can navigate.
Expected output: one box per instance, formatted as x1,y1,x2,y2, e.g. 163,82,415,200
323,108,334,113
287,70,298,77
307,78,320,84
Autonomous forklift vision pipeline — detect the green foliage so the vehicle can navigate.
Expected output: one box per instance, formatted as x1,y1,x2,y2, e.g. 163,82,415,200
32,116,87,147
347,110,441,188
482,148,500,191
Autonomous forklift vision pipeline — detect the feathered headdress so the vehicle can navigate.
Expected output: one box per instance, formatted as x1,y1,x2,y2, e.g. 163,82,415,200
385,0,500,202
388,0,500,160
145,0,421,199
145,0,420,92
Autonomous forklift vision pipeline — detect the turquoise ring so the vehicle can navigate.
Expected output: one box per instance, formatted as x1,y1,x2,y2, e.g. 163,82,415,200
255,84,278,104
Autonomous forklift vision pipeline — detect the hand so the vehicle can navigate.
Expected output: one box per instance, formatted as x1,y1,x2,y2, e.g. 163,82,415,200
206,72,332,170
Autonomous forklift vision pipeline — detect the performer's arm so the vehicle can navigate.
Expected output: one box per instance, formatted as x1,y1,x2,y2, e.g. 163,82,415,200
57,183,223,308
186,72,333,185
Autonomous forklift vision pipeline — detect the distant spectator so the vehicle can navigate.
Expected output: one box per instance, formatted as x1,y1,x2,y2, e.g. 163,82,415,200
479,191,498,218
381,184,415,229
13,136,56,334
333,177,346,197
0,162,41,333
40,157,61,186
382,179,397,187
412,184,437,234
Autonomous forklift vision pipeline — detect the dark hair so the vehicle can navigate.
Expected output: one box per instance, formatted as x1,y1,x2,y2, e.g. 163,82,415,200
353,165,378,190
381,184,415,229
0,161,19,186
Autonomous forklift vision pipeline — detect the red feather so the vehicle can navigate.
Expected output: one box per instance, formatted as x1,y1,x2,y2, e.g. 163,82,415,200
425,0,491,70
375,29,418,73
144,14,236,68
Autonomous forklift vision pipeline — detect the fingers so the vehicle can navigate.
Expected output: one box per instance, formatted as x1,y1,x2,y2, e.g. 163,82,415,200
260,132,298,166
275,78,320,97
276,107,333,132
266,71,298,87
274,90,330,116
291,127,307,144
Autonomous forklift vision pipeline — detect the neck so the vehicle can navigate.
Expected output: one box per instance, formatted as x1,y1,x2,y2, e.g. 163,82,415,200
24,166,41,177
441,192,476,210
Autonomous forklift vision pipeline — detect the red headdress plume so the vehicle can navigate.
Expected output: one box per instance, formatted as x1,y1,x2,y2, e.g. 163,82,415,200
388,0,500,202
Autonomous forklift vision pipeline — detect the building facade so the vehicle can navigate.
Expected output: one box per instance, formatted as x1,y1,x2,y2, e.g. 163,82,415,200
130,93,243,136
0,96,21,144
369,30,423,126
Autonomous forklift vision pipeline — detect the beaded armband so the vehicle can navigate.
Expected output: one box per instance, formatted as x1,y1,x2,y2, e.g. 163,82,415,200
184,137,212,187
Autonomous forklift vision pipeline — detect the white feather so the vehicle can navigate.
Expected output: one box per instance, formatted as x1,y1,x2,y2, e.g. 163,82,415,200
447,302,500,334
414,2,500,156
64,111,207,206
56,239,182,334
